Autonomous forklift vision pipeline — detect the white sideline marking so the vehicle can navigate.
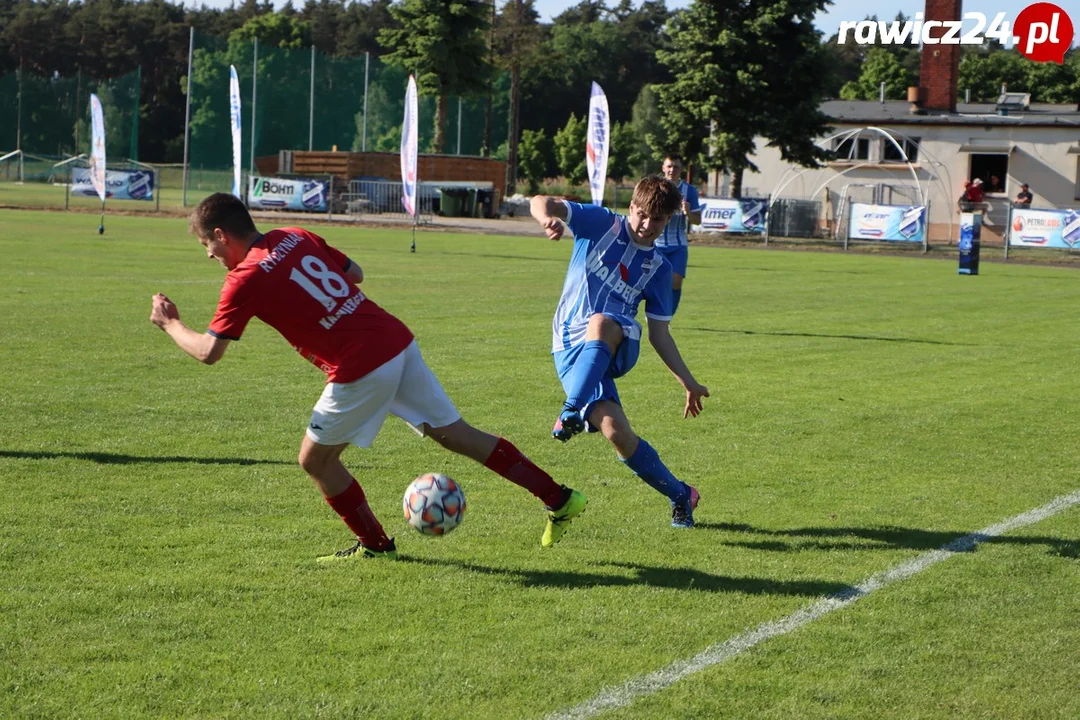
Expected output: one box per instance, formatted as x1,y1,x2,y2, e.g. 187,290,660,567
548,489,1080,720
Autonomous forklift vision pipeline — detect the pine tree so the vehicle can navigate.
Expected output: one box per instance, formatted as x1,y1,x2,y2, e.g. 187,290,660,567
655,0,833,197
379,0,494,153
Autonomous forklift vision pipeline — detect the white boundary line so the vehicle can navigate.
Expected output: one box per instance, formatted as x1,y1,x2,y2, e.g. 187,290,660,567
548,489,1080,720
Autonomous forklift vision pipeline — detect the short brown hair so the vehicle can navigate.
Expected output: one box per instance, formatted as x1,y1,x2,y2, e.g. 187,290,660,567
632,175,681,218
189,192,257,239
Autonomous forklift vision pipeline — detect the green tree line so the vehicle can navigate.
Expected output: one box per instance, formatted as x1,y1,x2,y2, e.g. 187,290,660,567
2,0,1077,195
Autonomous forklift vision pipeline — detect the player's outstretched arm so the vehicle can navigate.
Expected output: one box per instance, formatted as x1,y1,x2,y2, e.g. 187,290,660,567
150,293,231,365
646,317,709,418
530,195,569,241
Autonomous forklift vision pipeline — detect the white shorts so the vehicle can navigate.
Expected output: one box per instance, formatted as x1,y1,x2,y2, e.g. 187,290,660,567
305,340,461,448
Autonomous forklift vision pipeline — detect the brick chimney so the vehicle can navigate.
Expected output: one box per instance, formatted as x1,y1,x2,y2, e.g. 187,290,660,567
918,0,962,112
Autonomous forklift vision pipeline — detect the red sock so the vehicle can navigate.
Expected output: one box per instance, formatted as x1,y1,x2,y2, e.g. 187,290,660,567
325,481,391,550
484,438,565,508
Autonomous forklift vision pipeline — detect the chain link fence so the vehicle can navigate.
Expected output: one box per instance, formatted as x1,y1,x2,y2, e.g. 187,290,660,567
188,32,509,201
0,68,140,162
1,31,510,213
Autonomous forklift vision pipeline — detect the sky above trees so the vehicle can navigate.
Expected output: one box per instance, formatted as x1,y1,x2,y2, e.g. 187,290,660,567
181,0,1059,40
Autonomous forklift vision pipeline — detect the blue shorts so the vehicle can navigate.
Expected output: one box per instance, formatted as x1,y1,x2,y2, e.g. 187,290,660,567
654,244,688,277
553,337,641,431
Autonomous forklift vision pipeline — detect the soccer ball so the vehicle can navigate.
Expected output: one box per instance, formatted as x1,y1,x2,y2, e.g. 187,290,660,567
403,473,466,536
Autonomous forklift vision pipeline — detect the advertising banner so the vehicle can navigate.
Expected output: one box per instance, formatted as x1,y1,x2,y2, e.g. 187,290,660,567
400,75,418,217
696,198,768,234
72,168,154,201
88,93,107,203
229,65,243,198
848,203,927,243
959,211,982,275
1008,207,1080,248
585,82,610,207
248,176,328,212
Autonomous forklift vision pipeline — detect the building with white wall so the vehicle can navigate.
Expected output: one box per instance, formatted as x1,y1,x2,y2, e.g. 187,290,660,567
750,99,1080,241
741,0,1080,243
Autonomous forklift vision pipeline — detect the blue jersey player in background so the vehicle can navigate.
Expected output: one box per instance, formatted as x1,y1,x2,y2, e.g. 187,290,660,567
655,155,703,316
530,175,710,529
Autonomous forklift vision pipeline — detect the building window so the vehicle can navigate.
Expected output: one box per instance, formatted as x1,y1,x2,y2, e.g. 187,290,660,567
969,154,1009,194
882,137,920,163
834,137,870,161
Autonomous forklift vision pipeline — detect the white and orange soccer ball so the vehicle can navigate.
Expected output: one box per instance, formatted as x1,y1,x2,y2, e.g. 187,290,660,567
403,473,466,536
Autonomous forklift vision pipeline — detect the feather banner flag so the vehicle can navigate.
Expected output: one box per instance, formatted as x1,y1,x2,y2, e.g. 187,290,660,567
400,75,418,217
586,82,610,207
229,65,242,198
88,93,107,204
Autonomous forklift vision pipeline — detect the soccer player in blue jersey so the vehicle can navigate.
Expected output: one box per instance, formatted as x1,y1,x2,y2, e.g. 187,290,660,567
655,155,703,316
529,175,710,528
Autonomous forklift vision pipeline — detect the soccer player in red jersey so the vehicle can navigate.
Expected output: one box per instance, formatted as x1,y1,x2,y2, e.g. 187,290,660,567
149,193,587,560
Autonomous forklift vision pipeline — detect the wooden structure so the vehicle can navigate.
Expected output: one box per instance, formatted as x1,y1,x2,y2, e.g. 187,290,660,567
264,150,507,209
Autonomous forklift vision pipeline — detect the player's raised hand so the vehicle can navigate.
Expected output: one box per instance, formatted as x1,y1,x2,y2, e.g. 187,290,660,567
683,381,709,419
150,293,180,329
541,216,564,241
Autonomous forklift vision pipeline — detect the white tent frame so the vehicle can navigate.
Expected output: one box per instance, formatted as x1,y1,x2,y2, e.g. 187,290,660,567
768,126,956,246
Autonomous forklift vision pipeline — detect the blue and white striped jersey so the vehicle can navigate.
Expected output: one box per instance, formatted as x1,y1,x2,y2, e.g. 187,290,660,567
655,180,703,248
551,201,674,353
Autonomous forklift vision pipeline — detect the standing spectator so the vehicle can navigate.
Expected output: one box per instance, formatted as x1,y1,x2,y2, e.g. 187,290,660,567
967,178,985,203
958,179,985,211
1014,183,1033,207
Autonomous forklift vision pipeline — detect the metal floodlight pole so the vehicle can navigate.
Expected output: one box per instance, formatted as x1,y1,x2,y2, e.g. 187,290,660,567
362,52,370,152
181,26,194,206
250,38,258,175
309,45,315,152
457,97,462,155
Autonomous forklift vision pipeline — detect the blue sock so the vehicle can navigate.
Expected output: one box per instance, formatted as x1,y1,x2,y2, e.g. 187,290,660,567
672,289,682,315
621,438,689,504
564,340,612,410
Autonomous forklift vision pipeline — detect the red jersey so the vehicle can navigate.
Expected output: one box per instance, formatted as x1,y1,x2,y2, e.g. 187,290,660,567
208,227,414,383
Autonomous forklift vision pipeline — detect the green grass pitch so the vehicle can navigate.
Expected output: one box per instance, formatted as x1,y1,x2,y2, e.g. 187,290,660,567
1,209,1078,718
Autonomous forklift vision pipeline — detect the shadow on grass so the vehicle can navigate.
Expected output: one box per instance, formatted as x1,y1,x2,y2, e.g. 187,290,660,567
685,327,973,346
697,522,1079,559
400,555,853,596
0,450,292,466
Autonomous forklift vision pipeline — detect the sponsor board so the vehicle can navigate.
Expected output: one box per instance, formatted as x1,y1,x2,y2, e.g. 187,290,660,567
72,168,154,201
696,198,768,234
1009,207,1080,248
248,176,328,212
849,203,926,243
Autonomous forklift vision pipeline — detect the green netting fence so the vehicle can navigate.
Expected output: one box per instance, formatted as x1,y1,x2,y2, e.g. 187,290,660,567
187,30,510,199
1,29,510,206
0,67,141,165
